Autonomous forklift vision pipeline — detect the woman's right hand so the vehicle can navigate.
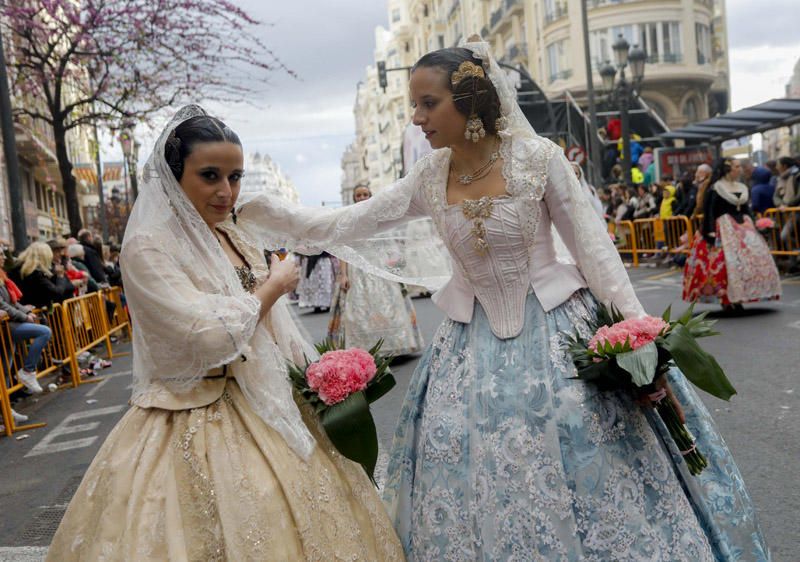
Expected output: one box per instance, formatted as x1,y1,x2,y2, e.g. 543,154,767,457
268,254,300,295
339,275,350,291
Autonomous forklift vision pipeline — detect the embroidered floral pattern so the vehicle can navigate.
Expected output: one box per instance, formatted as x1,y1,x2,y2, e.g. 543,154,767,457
384,291,769,561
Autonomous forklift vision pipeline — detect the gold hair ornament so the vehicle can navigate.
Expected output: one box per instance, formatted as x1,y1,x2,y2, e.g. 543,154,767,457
450,61,485,86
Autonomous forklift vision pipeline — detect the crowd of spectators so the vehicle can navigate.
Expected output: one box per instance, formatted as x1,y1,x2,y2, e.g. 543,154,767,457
584,118,800,271
0,230,123,429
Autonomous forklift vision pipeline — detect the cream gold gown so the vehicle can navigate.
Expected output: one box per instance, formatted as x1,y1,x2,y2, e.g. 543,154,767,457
46,224,404,561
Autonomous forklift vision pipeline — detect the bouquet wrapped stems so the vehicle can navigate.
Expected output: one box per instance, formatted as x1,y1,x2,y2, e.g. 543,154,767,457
643,375,708,475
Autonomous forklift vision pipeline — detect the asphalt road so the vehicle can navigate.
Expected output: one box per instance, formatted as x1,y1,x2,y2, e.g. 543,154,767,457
0,266,797,561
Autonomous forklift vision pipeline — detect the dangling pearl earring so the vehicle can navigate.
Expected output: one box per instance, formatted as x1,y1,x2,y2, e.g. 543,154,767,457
464,114,486,143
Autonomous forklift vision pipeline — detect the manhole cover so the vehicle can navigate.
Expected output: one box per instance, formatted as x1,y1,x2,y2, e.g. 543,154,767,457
14,475,84,546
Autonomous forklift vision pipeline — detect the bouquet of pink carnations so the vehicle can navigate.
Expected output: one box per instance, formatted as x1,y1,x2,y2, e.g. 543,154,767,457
567,304,736,475
288,339,395,482
755,217,775,234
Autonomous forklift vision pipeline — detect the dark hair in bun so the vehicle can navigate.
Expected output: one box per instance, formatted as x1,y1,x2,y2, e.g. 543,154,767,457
412,48,502,135
164,115,242,181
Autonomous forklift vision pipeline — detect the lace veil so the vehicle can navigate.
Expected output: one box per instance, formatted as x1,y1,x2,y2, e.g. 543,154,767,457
121,104,316,459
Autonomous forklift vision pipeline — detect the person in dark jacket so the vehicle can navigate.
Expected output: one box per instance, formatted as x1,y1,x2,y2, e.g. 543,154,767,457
0,247,51,395
750,166,775,214
77,229,108,285
11,242,75,308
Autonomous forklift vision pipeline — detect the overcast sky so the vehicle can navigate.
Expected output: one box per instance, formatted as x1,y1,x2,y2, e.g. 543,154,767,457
105,0,800,206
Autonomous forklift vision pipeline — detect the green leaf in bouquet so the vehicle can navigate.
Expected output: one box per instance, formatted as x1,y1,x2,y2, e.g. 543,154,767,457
661,324,737,401
677,303,696,326
368,338,385,356
365,372,396,404
662,305,672,323
615,341,659,387
319,391,380,483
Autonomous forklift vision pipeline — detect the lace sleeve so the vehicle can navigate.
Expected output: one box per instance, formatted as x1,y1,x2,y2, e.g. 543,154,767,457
236,151,437,250
235,151,451,291
545,151,646,319
121,236,261,389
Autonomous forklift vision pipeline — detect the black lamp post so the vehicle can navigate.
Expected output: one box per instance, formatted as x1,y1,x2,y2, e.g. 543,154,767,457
600,35,647,186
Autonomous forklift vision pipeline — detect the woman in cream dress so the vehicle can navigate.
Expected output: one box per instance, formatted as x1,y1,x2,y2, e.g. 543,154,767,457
46,107,403,561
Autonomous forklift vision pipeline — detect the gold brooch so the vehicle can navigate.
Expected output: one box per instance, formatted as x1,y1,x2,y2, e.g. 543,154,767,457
451,61,485,86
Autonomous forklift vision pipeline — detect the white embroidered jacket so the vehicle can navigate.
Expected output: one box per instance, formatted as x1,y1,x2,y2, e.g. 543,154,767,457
239,134,645,340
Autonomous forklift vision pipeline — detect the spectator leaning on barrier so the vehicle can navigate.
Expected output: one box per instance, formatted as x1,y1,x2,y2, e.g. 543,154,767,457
773,156,800,208
633,184,656,219
750,166,776,215
77,229,109,286
675,164,711,217
105,244,122,287
68,244,100,293
11,242,75,308
0,244,52,395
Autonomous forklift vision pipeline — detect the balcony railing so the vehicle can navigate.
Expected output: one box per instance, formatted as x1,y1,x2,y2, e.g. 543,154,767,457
544,3,568,25
647,53,683,64
588,0,640,7
549,69,573,83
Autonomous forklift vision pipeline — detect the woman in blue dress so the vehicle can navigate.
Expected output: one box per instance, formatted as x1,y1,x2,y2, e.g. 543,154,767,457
239,39,770,562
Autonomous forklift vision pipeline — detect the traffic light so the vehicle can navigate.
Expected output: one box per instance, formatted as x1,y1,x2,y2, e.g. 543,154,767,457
377,61,387,92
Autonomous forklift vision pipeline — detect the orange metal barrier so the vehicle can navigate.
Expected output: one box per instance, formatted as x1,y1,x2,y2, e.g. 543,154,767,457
662,216,693,254
613,220,638,267
763,207,800,256
0,317,47,437
60,292,116,387
617,210,800,265
102,287,131,340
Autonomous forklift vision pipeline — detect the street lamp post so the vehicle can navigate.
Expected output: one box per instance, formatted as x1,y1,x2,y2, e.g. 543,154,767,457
119,123,139,201
600,35,647,187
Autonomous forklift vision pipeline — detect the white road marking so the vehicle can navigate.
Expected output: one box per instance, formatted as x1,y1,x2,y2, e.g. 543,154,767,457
0,547,47,561
84,377,109,397
24,406,125,458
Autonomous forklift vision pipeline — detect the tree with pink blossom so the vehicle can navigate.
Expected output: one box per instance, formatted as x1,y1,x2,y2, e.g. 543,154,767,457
1,0,291,234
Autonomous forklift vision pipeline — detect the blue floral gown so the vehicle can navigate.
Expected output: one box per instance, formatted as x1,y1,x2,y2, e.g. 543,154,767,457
380,140,771,561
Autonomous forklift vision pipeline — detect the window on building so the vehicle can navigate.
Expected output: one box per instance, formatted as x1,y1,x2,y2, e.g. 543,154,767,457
438,35,445,49
34,181,44,211
391,8,401,22
683,97,699,123
661,22,681,62
546,40,569,82
695,23,711,64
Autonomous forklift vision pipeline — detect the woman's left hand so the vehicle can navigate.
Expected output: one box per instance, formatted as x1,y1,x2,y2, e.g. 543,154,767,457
636,376,685,423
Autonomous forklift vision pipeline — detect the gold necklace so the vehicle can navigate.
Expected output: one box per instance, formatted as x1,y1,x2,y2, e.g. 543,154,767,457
451,140,500,185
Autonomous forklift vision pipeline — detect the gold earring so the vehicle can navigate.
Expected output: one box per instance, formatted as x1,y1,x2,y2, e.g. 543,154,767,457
465,114,486,143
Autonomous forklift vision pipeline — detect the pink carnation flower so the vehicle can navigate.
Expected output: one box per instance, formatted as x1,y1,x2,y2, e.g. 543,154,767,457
755,217,774,230
306,348,377,405
588,315,668,355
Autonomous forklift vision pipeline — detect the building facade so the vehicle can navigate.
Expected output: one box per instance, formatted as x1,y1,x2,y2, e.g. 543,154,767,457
238,152,300,205
343,0,731,198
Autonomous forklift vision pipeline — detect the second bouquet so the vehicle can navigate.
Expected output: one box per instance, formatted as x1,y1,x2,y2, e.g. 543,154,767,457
288,339,395,483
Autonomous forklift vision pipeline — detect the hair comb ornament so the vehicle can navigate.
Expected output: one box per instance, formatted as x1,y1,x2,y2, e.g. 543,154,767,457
451,61,485,86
